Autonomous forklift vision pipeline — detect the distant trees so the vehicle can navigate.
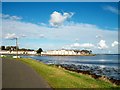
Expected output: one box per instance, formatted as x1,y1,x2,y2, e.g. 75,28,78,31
74,50,81,54
73,49,92,54
19,48,34,51
89,50,92,54
6,46,19,51
81,50,92,54
5,46,11,50
1,46,5,50
0,46,34,52
37,48,43,54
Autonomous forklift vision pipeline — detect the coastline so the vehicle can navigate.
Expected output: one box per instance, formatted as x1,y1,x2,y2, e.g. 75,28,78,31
17,58,120,88
1,53,120,56
40,54,96,56
55,64,120,85
1,53,96,56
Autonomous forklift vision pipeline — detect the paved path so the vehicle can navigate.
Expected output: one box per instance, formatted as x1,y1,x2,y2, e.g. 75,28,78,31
0,58,2,89
2,58,51,88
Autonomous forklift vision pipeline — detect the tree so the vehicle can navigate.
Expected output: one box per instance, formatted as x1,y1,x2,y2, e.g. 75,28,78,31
20,48,27,51
74,50,81,54
1,46,5,50
37,48,43,54
6,46,12,53
6,46,19,51
6,46,11,50
81,50,90,54
89,50,92,54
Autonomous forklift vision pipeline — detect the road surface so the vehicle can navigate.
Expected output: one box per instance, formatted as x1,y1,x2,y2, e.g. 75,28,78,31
2,58,51,88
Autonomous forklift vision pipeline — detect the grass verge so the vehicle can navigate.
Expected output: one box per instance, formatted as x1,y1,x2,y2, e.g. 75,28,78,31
18,58,119,88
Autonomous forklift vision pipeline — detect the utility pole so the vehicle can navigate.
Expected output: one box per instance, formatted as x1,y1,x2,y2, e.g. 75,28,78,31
16,38,18,58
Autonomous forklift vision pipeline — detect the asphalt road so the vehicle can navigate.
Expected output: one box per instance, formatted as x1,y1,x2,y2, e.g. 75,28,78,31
0,58,2,89
2,58,51,88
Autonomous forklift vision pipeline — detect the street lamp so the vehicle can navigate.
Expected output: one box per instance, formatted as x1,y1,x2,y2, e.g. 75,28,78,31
15,38,18,58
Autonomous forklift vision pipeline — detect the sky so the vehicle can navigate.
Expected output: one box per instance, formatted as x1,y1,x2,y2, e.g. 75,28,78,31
2,0,119,2
1,2,119,54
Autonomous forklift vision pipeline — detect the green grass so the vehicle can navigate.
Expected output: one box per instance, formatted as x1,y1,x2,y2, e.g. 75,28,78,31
0,55,13,58
17,58,119,88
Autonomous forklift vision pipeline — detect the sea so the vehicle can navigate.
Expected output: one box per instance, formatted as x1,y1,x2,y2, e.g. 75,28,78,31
21,54,120,80
21,54,120,68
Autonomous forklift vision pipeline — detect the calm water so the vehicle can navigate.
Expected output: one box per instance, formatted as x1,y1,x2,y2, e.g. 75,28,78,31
22,54,120,68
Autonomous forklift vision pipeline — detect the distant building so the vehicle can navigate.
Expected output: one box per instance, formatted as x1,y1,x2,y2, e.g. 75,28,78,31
41,49,92,56
0,50,37,55
0,46,36,55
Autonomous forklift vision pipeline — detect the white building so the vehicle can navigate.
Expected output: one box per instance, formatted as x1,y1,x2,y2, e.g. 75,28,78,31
41,50,82,56
0,50,37,55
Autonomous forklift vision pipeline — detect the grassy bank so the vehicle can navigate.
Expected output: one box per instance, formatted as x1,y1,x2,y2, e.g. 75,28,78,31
18,58,119,88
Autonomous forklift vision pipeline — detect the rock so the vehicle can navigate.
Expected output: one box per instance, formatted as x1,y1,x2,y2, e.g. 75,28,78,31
13,56,20,58
57,63,119,84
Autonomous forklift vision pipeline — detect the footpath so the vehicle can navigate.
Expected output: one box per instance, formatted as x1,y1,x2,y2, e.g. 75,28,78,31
2,58,51,88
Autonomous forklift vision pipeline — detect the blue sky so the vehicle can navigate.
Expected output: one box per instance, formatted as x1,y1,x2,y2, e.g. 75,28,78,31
2,0,119,2
3,2,118,29
1,2,119,54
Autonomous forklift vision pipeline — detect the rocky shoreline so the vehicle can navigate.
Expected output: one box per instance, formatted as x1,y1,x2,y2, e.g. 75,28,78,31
54,64,120,85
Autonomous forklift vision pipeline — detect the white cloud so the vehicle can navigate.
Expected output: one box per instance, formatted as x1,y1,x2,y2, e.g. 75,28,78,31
2,19,41,38
98,40,108,49
2,14,118,53
49,11,74,27
104,5,120,15
2,14,22,20
111,41,119,47
21,34,27,38
40,23,47,26
75,38,79,42
39,34,45,38
5,33,18,40
71,43,80,47
96,35,103,39
10,16,22,20
80,43,95,49
63,43,95,49
2,16,117,42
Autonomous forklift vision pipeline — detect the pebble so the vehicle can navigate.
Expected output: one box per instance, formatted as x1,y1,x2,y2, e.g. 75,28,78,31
55,63,120,85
